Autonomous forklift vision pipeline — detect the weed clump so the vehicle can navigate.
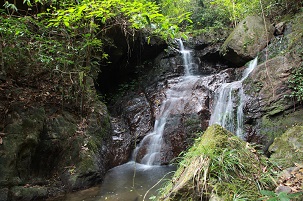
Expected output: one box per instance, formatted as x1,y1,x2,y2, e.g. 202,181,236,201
157,124,277,201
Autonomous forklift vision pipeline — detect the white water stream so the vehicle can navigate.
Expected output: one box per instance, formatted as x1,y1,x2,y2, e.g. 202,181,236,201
133,39,198,165
209,57,258,138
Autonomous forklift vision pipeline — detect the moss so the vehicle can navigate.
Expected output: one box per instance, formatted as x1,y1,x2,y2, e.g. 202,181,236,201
288,12,303,50
243,37,254,53
87,137,99,153
11,186,48,200
267,105,285,116
78,154,96,173
158,125,277,201
269,126,303,168
243,77,263,95
260,109,303,139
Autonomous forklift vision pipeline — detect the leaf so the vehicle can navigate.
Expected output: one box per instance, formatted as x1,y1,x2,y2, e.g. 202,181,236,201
279,197,290,201
277,192,291,201
260,190,276,197
288,192,303,198
144,15,151,25
63,20,70,27
267,198,278,201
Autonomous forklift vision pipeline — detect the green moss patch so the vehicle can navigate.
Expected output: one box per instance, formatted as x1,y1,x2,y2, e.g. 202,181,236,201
269,126,303,168
260,109,303,139
157,125,277,201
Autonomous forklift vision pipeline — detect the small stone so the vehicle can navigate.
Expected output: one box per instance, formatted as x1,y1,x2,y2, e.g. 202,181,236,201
275,185,292,194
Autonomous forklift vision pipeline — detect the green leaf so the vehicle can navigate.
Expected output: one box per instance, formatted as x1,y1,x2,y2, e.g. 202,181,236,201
260,190,276,197
288,192,303,198
63,20,70,27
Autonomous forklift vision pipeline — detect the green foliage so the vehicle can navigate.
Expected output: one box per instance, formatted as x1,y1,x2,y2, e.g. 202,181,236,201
262,0,303,22
3,1,18,14
288,64,303,102
45,0,184,41
207,0,260,27
259,190,303,201
284,11,303,103
0,0,192,117
0,14,98,114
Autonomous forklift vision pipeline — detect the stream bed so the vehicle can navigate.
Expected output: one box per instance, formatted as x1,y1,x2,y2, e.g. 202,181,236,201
54,162,175,201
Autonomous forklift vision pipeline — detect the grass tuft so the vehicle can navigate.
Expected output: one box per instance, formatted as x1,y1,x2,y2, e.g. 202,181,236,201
157,125,278,201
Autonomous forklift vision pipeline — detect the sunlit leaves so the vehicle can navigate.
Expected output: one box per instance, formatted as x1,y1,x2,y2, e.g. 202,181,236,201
46,0,184,40
209,0,259,26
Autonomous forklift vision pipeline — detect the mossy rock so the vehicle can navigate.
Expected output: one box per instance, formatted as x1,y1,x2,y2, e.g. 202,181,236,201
260,109,303,139
10,186,48,201
221,15,274,66
59,101,112,191
158,125,276,201
0,108,45,183
269,126,303,168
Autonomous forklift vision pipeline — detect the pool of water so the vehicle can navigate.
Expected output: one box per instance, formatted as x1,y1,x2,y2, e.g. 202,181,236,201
52,162,175,201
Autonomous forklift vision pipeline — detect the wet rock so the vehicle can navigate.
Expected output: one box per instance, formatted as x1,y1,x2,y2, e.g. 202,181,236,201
244,55,295,120
124,94,153,140
108,37,236,166
10,186,48,201
137,70,231,164
110,117,132,166
161,113,204,164
182,35,232,74
0,188,8,201
221,15,275,66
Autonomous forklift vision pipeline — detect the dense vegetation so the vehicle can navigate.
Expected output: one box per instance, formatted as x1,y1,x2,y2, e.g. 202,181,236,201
0,1,302,200
1,0,302,101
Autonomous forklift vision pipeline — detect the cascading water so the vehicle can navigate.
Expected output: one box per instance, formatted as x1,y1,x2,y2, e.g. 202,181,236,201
60,40,234,201
209,57,258,138
178,38,194,76
133,39,197,165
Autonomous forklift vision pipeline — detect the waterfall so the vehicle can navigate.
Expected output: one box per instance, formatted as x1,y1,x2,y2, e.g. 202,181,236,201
209,57,258,138
133,39,196,165
178,38,194,76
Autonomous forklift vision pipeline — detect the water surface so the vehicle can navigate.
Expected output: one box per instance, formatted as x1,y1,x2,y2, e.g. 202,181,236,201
54,162,175,201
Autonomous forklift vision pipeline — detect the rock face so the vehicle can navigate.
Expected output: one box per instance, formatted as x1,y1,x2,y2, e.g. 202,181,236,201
109,92,154,167
269,126,303,168
242,12,303,146
244,54,294,120
109,40,234,165
0,101,112,200
221,15,275,66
